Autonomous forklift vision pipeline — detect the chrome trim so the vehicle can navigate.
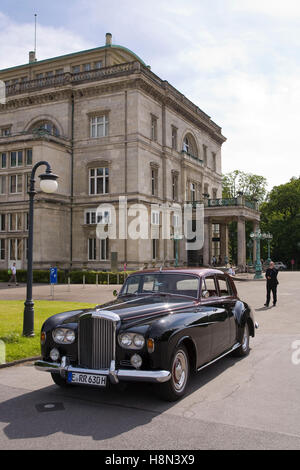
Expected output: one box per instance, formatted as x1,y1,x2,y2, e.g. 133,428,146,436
197,342,241,372
34,359,171,384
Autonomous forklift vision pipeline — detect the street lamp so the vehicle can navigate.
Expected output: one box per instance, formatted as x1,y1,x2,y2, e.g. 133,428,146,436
265,232,273,264
23,161,58,337
250,228,267,279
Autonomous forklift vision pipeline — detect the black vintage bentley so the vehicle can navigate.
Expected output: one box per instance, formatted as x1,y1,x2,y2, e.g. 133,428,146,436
35,268,258,401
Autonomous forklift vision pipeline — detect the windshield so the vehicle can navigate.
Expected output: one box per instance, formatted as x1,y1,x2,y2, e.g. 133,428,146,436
120,273,200,299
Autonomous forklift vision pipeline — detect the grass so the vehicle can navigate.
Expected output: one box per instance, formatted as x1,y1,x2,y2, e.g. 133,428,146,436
0,300,95,363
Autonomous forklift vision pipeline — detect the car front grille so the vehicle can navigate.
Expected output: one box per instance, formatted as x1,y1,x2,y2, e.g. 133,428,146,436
78,313,118,369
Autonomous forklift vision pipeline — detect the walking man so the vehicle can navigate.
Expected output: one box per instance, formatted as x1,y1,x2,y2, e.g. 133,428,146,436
8,262,18,287
264,261,278,307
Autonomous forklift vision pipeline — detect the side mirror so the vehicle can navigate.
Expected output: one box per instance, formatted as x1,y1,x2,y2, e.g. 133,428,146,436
113,289,118,297
202,290,210,299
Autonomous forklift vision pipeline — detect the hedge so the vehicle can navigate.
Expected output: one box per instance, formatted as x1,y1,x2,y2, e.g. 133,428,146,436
0,269,135,285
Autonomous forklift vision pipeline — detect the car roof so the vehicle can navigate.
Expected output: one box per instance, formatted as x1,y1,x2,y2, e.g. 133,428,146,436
129,268,226,277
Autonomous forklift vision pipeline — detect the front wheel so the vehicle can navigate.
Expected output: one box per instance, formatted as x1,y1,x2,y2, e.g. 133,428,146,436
51,372,70,387
157,345,190,401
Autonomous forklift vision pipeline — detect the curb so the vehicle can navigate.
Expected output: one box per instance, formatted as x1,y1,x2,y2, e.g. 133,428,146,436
0,356,41,369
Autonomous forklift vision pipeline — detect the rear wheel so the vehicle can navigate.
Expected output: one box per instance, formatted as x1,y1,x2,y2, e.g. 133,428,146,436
158,345,190,401
233,323,250,357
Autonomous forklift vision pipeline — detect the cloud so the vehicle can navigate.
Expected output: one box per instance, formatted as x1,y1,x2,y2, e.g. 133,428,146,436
230,0,300,20
0,12,92,69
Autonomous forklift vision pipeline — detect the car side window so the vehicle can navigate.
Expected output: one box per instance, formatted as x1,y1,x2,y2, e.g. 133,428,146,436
124,276,140,294
217,276,232,297
202,276,218,298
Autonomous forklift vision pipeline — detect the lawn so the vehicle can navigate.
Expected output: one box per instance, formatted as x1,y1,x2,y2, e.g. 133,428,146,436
0,300,95,363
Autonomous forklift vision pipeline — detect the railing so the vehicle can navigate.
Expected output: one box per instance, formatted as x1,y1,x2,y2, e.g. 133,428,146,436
0,129,69,142
208,198,238,207
181,150,203,165
186,198,259,211
4,62,138,97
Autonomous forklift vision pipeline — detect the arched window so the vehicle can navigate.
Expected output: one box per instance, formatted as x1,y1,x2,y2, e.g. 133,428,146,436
182,133,198,158
30,120,60,137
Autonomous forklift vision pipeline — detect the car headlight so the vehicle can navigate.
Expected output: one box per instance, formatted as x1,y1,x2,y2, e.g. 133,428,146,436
52,328,75,344
118,333,145,349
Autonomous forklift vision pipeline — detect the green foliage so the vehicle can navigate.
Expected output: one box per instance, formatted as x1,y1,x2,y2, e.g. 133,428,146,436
222,170,268,203
260,177,300,266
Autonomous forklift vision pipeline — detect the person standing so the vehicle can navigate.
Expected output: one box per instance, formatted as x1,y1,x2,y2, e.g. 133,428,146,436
264,261,278,307
8,262,18,287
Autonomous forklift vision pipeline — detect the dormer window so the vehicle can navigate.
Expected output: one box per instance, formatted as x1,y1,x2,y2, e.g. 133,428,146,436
30,121,60,137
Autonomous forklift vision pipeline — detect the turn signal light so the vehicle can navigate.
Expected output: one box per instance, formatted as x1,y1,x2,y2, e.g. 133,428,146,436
147,338,155,353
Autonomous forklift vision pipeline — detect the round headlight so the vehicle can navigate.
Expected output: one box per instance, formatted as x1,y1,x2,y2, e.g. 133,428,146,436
133,334,145,348
53,329,65,343
120,334,132,347
52,328,75,344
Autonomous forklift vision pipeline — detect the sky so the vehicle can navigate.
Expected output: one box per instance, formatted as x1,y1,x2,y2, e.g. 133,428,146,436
0,0,300,191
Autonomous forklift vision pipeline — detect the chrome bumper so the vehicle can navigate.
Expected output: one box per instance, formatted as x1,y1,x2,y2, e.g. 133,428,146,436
34,358,171,384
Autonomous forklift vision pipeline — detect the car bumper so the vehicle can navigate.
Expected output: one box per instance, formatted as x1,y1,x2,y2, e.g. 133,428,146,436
34,358,171,384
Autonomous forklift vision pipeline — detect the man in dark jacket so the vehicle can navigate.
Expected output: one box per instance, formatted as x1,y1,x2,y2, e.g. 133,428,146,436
264,261,279,307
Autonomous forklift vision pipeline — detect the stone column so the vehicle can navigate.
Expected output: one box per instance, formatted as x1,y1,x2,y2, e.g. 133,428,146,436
237,217,246,270
220,223,229,265
203,217,211,266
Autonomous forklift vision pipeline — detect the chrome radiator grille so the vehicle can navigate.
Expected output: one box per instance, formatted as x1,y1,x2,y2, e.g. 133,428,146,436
78,314,116,369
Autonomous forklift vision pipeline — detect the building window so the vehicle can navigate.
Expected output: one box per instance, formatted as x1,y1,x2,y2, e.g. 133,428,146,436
151,210,160,226
151,115,158,141
151,168,158,196
172,173,178,201
8,213,22,232
171,126,177,150
25,213,29,231
152,239,158,260
89,168,109,195
190,183,196,202
202,145,208,166
0,214,5,231
1,153,6,169
88,238,97,261
1,127,11,137
90,115,109,138
212,188,218,200
9,175,22,194
94,61,102,69
0,239,5,260
9,238,22,261
100,238,109,260
45,71,54,78
31,121,60,137
55,69,64,75
85,208,111,224
26,149,32,166
212,152,216,172
0,175,6,194
83,63,91,71
72,65,80,73
35,73,43,79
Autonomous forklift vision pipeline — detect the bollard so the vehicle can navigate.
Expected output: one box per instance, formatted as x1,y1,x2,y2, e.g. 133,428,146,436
108,273,110,285
68,277,71,292
96,274,98,287
83,274,85,289
0,340,5,365
117,273,119,284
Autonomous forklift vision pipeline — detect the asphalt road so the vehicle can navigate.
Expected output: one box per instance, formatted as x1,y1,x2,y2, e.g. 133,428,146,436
0,272,299,450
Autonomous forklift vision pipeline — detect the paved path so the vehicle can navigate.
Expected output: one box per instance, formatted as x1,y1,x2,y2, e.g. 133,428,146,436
0,272,299,449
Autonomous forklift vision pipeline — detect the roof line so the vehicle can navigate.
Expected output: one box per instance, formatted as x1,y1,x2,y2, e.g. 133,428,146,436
0,44,148,73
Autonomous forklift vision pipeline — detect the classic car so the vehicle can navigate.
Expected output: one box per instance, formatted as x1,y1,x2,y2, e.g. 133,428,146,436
35,268,258,401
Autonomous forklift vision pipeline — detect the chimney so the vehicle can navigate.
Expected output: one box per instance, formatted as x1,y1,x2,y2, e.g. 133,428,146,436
105,33,112,46
29,51,36,63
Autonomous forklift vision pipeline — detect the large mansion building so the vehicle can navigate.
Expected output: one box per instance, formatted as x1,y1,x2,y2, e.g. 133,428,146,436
0,34,259,271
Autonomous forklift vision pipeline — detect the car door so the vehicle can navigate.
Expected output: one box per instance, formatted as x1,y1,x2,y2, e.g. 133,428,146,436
215,274,237,348
201,274,231,359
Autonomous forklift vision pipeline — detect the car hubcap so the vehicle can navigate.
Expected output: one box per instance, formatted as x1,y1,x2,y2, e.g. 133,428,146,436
172,351,188,391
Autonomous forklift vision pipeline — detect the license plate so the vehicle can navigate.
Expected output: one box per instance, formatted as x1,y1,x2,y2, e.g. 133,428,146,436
67,372,107,387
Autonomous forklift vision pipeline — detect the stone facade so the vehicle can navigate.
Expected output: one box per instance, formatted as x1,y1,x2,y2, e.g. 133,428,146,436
0,34,258,271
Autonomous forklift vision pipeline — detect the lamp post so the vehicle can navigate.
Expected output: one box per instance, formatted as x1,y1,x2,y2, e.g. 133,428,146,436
23,161,58,337
247,239,253,266
265,232,273,264
250,228,267,280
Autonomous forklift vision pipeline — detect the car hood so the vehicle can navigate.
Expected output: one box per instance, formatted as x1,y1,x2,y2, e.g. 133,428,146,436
94,294,197,322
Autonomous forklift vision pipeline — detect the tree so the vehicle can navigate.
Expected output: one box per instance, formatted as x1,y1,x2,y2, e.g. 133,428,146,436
260,177,300,267
222,170,268,203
